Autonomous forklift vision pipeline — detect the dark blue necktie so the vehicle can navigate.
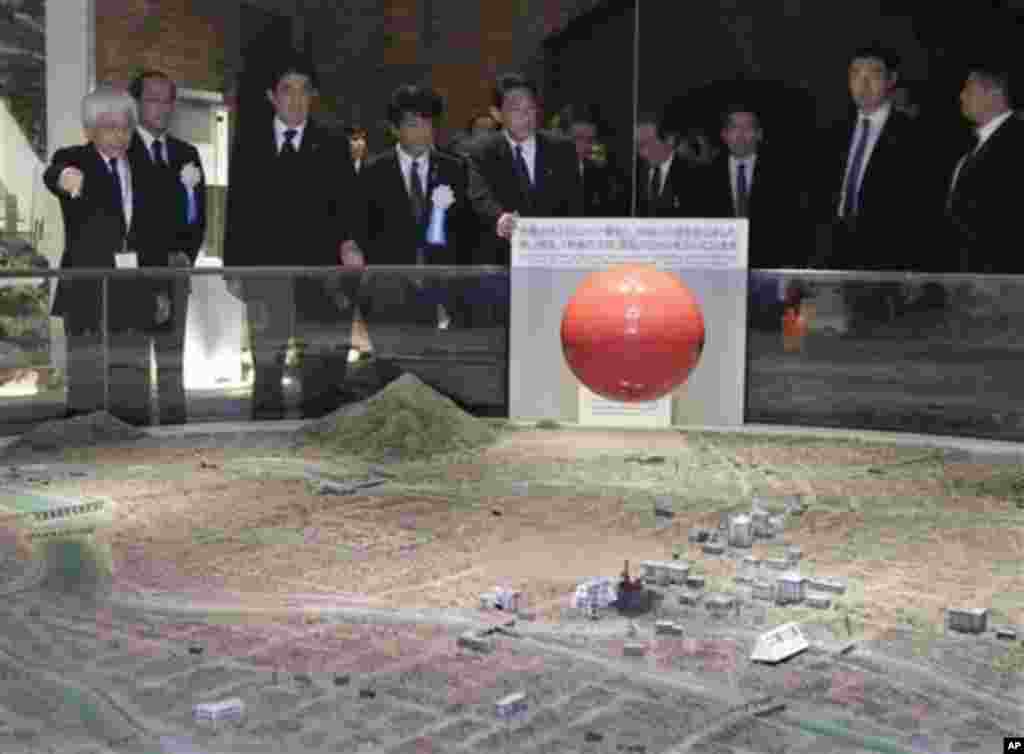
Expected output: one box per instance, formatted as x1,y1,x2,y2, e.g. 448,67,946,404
736,161,749,218
152,139,165,166
108,157,126,230
841,117,870,218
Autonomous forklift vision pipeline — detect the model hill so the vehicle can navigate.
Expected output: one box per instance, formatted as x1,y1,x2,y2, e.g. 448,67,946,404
295,372,497,460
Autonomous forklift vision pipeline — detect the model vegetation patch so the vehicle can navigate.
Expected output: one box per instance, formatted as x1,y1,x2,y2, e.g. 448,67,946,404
3,411,146,455
296,373,497,460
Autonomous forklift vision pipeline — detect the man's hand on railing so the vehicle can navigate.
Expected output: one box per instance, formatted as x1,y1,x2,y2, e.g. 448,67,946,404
340,240,365,267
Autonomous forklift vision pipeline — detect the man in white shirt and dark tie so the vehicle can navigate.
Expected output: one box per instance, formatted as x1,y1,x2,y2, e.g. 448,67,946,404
826,46,928,272
946,59,1023,273
43,87,154,423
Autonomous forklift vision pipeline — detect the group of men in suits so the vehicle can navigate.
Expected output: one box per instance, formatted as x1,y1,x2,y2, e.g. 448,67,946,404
45,71,206,425
633,46,1021,275
216,62,584,420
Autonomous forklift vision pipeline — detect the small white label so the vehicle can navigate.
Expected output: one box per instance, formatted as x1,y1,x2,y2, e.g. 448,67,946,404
115,252,138,269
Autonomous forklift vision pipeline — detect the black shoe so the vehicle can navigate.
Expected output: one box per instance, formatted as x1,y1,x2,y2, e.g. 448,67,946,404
251,406,285,421
62,409,93,420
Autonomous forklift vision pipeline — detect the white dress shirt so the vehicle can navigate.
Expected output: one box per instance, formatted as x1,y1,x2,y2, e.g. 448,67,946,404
274,118,306,153
136,126,169,165
505,131,537,184
729,154,757,214
397,144,430,195
838,103,891,217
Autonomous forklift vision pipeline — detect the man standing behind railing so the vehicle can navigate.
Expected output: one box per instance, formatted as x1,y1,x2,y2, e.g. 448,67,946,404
223,53,361,420
43,87,157,424
127,70,207,425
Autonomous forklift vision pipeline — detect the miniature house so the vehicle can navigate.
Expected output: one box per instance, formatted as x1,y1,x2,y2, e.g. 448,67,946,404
751,622,809,663
776,572,805,604
729,514,753,548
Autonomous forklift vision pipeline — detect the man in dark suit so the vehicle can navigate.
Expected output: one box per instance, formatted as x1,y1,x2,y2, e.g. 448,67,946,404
635,111,702,217
560,103,628,217
354,85,480,379
44,87,156,423
702,105,810,268
458,73,581,331
126,70,206,425
223,54,360,419
946,60,1023,273
459,72,582,267
825,46,930,271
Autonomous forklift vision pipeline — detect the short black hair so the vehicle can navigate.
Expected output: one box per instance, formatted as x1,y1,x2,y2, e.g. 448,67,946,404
268,53,320,92
129,70,177,101
387,85,444,126
492,73,539,109
967,60,1014,104
636,110,679,144
719,104,761,130
849,45,901,76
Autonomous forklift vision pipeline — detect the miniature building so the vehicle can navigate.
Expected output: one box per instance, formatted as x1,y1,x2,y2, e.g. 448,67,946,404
664,562,690,584
995,626,1017,640
495,692,528,719
193,698,245,726
458,631,493,652
685,575,705,589
27,496,113,541
764,558,789,571
572,577,617,610
679,590,702,606
702,541,725,556
752,580,775,601
751,622,809,663
705,593,736,616
492,587,522,612
623,642,647,657
689,527,710,543
946,607,988,634
751,510,771,537
806,577,846,595
776,573,805,605
805,593,831,609
786,546,802,563
655,621,684,636
729,514,753,548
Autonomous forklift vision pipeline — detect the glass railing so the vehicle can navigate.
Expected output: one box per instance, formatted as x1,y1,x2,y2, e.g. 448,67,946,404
745,270,1024,441
0,264,509,433
2,264,1024,442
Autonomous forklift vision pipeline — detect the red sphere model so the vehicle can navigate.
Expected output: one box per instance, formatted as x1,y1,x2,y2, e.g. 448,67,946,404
560,264,705,402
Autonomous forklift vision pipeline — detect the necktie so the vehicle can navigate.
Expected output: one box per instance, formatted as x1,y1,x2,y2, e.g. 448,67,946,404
736,161,750,218
152,139,165,166
841,117,870,218
647,165,660,216
514,144,533,204
409,158,426,225
108,157,126,231
281,128,298,156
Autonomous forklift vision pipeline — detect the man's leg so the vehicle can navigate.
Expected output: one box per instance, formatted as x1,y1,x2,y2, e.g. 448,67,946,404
245,278,294,420
65,326,105,416
107,329,152,425
153,279,189,424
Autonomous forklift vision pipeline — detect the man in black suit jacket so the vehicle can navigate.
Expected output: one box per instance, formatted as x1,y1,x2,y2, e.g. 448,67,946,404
635,111,703,217
354,85,481,379
458,73,581,330
127,70,207,424
946,61,1024,273
701,105,810,268
459,73,582,266
223,55,360,419
560,103,629,217
825,46,931,271
44,87,155,423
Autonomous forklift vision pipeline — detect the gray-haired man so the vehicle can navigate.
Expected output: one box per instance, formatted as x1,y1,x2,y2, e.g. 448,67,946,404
44,86,158,424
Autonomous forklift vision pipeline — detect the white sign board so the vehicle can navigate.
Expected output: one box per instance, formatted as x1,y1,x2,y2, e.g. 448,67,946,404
509,218,748,427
